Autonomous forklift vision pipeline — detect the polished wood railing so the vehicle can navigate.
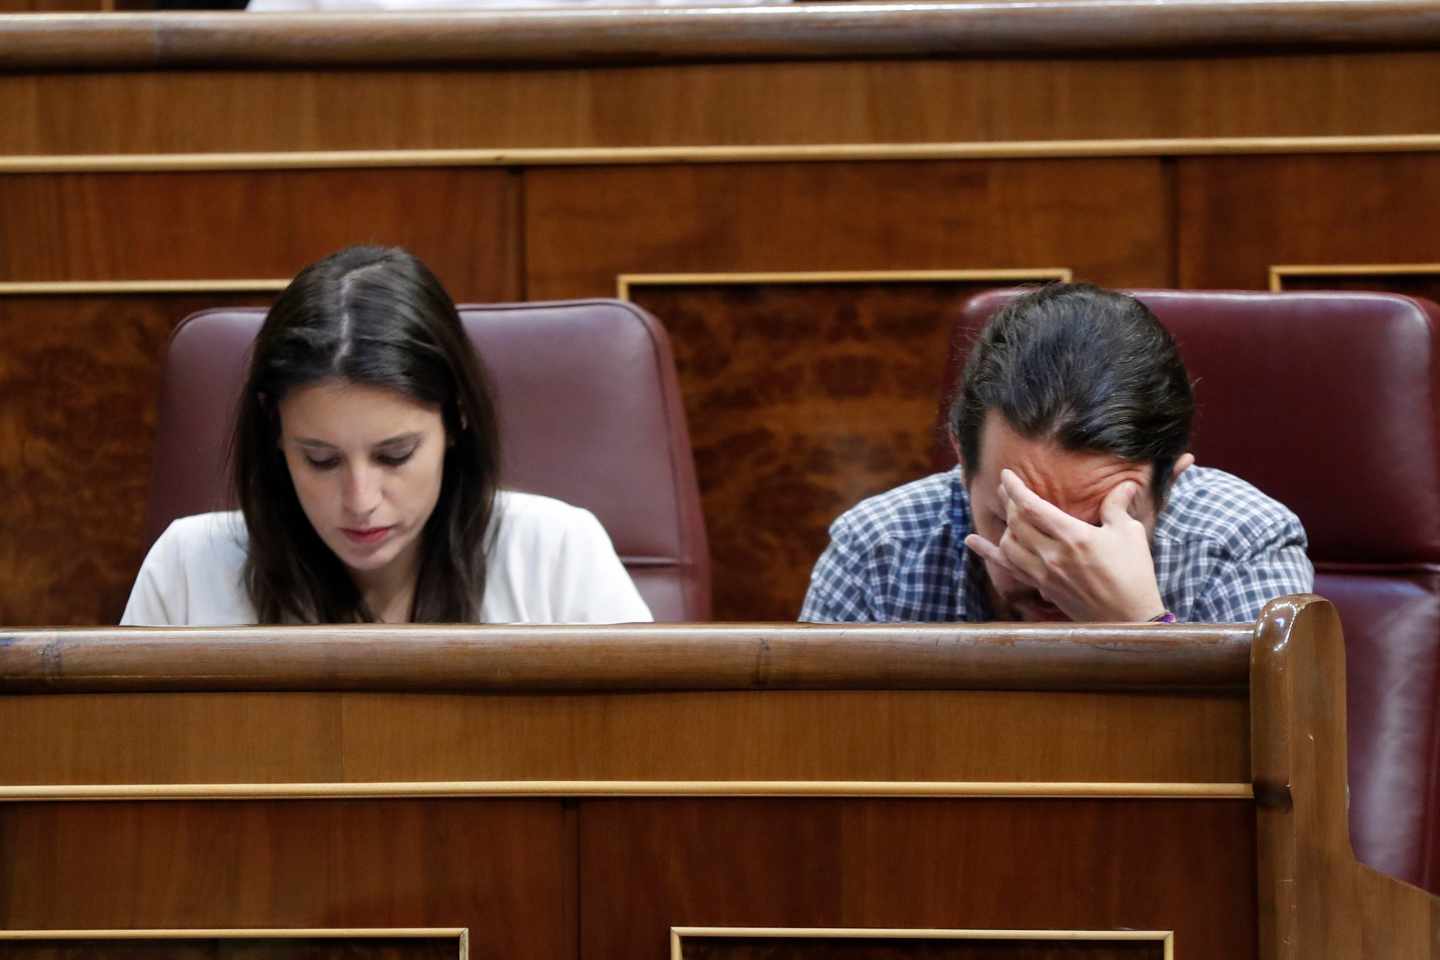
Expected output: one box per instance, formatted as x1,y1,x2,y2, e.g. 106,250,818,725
0,596,1431,957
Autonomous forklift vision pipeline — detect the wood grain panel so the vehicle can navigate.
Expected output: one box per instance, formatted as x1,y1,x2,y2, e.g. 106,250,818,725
0,798,571,960
528,159,1163,618
679,938,1160,960
0,292,267,626
0,689,1248,785
1177,154,1440,289
0,692,344,785
525,161,1168,297
625,279,1022,620
5,53,1440,155
0,169,517,293
579,797,1255,960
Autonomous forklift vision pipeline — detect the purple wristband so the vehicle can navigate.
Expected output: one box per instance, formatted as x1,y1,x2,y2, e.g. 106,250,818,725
1149,611,1178,624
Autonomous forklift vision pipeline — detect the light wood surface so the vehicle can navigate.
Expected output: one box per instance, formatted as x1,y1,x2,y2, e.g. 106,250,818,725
0,688,1248,785
1253,596,1440,957
4,2,1440,70
0,624,1252,692
0,929,467,939
7,54,1440,156
7,136,1440,173
0,280,289,294
0,780,1255,801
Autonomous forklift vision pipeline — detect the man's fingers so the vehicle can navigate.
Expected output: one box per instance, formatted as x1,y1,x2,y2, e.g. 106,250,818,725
963,533,1009,570
1000,469,1088,540
1101,480,1141,526
997,530,1047,588
965,533,1038,588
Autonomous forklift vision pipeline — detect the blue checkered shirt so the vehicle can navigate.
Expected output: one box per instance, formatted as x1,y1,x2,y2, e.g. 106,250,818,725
800,466,1314,623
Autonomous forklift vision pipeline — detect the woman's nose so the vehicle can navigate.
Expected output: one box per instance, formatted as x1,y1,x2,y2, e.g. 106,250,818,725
341,464,382,517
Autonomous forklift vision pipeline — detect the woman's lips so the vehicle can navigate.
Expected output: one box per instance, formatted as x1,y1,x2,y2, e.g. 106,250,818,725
341,526,393,545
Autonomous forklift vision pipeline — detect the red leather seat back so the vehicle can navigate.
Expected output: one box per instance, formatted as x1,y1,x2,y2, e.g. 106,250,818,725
142,300,711,622
950,289,1440,892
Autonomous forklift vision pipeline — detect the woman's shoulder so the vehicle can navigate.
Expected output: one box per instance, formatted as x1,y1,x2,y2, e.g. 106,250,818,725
122,511,252,626
489,490,606,548
158,511,250,557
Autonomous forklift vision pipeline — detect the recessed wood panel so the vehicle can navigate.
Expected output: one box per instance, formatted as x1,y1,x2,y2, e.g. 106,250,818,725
0,689,1248,786
0,293,267,626
0,798,571,960
579,798,1255,960
625,277,1053,620
1177,154,1440,290
5,53,1440,154
0,169,517,294
525,161,1170,298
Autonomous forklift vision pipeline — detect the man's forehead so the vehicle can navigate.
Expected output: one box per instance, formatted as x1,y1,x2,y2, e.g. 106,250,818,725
971,413,1152,516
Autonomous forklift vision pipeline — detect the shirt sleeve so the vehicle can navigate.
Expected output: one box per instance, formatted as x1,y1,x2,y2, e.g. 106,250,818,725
119,523,181,626
1191,514,1316,623
799,518,882,622
549,507,653,624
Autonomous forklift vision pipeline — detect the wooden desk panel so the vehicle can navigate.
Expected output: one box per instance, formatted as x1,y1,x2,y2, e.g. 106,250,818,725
5,52,1440,155
580,798,1254,960
1177,153,1440,290
524,160,1170,299
0,605,1434,959
0,689,1247,786
0,168,518,292
0,799,569,960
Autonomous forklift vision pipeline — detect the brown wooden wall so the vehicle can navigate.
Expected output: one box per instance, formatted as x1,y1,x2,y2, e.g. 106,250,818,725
3,9,1440,623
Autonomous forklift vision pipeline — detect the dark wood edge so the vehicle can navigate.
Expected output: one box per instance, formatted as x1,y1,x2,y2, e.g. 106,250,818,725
4,1,1440,71
0,623,1249,693
1251,595,1440,958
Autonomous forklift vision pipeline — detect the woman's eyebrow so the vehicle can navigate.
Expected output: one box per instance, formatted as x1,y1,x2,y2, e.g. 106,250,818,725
374,432,423,449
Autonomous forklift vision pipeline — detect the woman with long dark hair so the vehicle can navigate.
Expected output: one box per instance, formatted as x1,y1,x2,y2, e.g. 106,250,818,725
122,246,650,624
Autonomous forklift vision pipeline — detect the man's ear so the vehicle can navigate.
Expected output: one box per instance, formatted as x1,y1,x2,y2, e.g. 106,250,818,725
1172,452,1196,480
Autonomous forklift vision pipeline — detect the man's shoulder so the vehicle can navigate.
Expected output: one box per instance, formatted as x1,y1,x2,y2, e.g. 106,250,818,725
1158,466,1307,551
830,471,961,547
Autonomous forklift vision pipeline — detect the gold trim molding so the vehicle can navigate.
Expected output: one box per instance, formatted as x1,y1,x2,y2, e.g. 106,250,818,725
618,268,1072,300
1269,263,1440,291
0,929,468,959
671,927,1174,960
3,135,1440,174
0,279,290,296
0,779,1254,802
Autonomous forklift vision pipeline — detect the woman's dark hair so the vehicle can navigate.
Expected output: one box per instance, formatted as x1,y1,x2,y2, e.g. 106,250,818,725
230,246,500,623
949,283,1194,502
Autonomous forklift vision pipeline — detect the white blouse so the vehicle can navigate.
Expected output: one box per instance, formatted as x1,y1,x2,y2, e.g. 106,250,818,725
120,490,653,626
